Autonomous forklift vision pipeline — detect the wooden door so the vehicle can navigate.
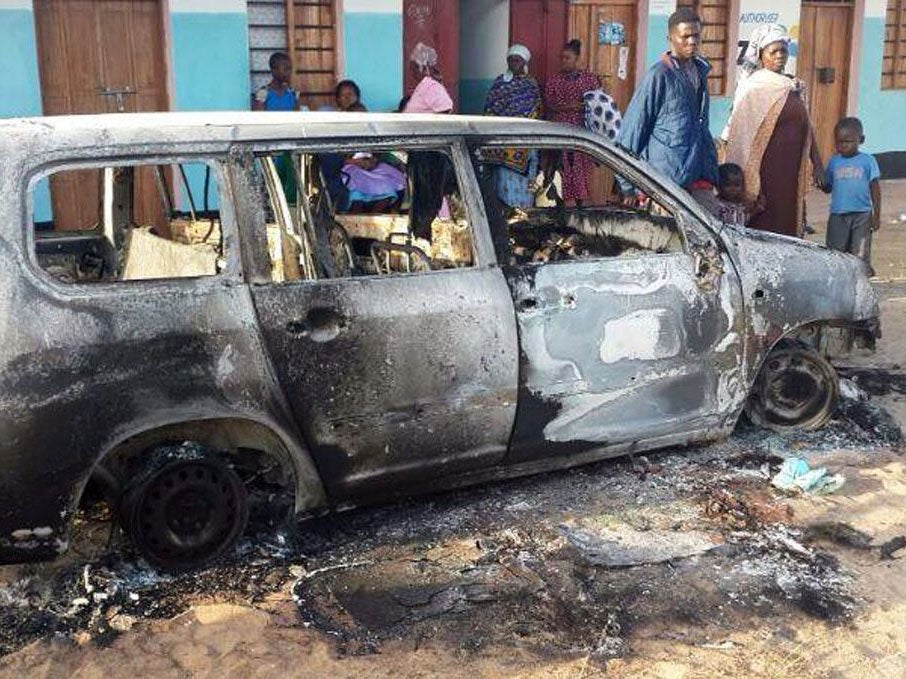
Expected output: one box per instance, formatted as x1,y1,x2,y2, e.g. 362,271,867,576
509,0,569,92
568,0,638,112
34,0,168,231
403,0,460,108
286,0,338,110
569,0,638,205
798,1,854,164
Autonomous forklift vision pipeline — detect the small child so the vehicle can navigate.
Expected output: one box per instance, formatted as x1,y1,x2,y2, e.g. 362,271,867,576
700,163,762,227
824,117,882,267
252,52,301,111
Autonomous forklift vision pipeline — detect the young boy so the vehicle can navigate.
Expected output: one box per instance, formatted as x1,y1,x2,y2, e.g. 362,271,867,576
824,117,882,267
700,163,763,227
252,52,301,111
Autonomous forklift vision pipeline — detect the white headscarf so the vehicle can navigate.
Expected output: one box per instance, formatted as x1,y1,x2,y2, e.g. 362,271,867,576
503,44,531,82
742,24,790,74
410,42,439,75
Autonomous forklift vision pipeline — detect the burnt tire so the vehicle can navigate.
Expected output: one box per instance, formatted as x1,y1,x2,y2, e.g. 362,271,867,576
746,339,839,432
120,445,248,572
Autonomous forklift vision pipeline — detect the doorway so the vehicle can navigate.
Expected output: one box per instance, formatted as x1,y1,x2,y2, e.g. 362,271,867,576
797,1,855,163
569,0,639,204
34,0,169,231
568,0,638,112
403,0,460,108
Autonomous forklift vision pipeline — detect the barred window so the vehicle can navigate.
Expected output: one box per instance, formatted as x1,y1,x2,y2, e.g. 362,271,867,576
884,0,906,89
677,0,732,95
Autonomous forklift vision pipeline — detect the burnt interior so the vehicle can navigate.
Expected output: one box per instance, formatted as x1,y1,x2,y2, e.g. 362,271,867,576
502,206,683,265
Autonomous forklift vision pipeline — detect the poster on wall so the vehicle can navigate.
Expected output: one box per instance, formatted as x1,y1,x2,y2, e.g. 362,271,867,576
598,21,626,46
736,0,801,78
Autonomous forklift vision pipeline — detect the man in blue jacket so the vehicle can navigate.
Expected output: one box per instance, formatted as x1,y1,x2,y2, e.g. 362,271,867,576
619,8,718,202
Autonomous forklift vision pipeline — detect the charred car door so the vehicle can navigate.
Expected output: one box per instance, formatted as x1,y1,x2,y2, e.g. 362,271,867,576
474,137,746,463
232,140,519,502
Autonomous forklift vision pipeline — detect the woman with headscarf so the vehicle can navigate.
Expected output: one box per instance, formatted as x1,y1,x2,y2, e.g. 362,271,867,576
401,43,456,237
721,24,826,237
403,42,454,114
544,40,602,206
483,44,543,207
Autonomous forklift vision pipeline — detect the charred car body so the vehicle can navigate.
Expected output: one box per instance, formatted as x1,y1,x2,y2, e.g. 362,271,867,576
0,113,879,570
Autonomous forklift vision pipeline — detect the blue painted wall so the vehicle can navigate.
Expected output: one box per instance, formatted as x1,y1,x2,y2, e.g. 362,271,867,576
170,12,250,112
460,78,496,115
709,96,732,138
343,11,403,112
0,7,51,221
645,14,670,71
856,16,906,156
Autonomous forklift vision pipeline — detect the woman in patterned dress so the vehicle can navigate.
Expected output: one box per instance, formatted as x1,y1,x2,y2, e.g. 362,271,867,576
483,44,543,207
544,39,601,206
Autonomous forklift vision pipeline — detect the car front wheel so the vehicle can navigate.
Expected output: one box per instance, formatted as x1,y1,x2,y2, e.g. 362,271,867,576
745,339,839,431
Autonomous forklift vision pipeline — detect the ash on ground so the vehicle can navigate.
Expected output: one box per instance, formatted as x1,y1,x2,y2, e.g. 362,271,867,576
1,383,902,662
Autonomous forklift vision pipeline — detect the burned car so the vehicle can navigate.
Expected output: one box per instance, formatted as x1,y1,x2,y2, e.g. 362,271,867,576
0,113,878,570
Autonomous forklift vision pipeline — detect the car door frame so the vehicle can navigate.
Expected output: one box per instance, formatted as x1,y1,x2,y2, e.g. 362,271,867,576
228,136,522,502
469,130,748,462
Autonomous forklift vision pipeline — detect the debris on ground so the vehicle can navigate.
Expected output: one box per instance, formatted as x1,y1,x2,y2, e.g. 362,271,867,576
559,522,721,567
771,458,846,495
804,522,874,550
0,373,901,663
880,536,906,560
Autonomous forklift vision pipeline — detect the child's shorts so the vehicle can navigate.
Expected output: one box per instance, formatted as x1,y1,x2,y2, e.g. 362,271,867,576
826,212,872,264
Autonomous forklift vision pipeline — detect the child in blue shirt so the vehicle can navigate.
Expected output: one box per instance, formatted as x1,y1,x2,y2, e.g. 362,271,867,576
252,52,301,111
823,117,882,268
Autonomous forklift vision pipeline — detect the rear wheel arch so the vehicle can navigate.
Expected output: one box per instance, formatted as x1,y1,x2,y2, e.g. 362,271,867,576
77,417,327,517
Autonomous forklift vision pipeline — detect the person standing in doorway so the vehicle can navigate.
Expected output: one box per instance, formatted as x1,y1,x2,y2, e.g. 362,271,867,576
483,44,543,207
721,24,825,237
618,9,718,204
544,40,601,206
252,52,302,111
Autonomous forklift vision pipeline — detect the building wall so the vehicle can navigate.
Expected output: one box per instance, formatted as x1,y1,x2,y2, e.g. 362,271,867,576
342,0,403,112
170,0,250,111
859,0,906,172
708,0,803,137
0,1,47,219
0,0,249,221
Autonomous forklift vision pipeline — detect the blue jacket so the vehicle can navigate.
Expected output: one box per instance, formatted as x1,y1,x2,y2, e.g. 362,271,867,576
619,53,718,191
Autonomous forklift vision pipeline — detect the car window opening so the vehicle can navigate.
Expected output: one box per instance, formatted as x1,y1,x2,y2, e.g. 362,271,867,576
253,147,475,282
474,145,683,266
33,162,226,284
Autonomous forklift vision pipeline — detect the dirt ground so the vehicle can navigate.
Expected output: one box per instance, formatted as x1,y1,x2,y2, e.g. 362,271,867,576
2,209,905,677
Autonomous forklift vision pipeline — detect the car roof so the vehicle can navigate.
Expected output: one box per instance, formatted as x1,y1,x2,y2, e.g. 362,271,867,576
0,111,579,149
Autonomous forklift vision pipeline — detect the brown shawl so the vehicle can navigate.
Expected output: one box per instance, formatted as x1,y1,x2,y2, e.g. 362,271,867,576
724,70,812,234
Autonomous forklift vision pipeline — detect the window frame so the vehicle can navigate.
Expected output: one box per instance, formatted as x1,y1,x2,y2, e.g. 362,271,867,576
884,0,906,90
239,136,499,286
24,155,241,295
469,132,723,265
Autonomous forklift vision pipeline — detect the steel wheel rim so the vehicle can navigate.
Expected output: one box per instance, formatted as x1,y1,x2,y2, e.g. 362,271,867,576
130,460,246,569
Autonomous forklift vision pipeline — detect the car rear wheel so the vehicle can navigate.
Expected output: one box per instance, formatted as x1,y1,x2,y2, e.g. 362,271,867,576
119,446,248,571
746,339,839,431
